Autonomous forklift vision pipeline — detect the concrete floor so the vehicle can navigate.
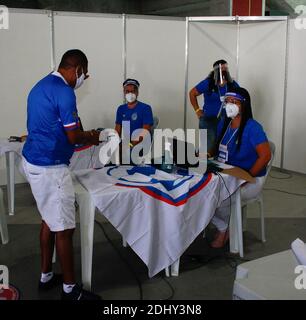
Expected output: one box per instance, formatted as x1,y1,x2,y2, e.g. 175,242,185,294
1,167,306,300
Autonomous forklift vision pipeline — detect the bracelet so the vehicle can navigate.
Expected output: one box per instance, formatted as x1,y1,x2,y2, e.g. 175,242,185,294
195,108,201,113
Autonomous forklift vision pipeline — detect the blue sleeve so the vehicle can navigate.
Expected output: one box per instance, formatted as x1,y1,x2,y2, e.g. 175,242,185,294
195,78,209,94
58,89,79,131
143,105,154,126
249,121,268,149
115,106,123,125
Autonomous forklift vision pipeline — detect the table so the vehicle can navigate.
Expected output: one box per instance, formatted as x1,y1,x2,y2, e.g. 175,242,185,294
73,166,245,290
0,139,106,215
233,250,306,300
0,140,24,215
0,188,8,244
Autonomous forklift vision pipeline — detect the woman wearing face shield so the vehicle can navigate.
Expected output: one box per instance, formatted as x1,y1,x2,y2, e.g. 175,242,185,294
210,87,271,248
189,60,239,152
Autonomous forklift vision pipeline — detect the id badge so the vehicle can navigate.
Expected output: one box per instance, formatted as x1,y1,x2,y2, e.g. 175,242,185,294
218,144,228,163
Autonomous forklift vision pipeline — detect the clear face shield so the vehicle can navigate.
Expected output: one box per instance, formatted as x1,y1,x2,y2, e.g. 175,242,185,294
213,63,233,85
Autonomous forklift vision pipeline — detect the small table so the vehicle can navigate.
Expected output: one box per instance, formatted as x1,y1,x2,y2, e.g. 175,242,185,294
73,167,245,290
233,250,306,300
0,140,105,216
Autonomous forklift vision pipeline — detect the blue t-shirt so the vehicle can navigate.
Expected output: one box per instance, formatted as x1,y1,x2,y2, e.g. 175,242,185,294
217,118,268,177
22,74,79,166
195,79,239,117
115,101,153,137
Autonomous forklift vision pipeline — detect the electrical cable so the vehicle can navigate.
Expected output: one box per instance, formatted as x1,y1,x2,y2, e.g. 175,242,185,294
94,219,177,300
269,171,292,179
88,145,96,168
263,188,306,197
94,219,144,300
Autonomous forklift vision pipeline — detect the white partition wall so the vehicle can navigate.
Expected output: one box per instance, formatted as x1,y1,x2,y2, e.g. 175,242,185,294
238,20,287,167
2,10,306,184
0,9,52,184
283,20,306,174
126,16,186,130
53,12,123,130
186,20,237,131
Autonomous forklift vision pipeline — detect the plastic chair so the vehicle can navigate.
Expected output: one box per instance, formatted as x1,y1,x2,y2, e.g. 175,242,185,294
0,188,9,244
152,116,159,132
241,141,275,243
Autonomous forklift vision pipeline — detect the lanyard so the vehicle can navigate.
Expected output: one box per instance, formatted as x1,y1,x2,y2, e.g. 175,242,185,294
217,84,227,99
220,122,238,147
217,84,227,118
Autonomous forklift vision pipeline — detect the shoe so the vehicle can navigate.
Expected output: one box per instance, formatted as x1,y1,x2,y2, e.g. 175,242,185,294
38,274,63,291
210,230,229,248
61,284,101,300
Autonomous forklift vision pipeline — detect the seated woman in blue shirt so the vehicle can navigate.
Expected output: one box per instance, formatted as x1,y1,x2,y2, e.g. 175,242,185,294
210,87,271,248
115,79,153,164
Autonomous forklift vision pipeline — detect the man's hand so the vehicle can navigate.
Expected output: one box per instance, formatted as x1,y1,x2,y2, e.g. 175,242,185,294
196,109,204,119
89,130,100,146
66,128,100,146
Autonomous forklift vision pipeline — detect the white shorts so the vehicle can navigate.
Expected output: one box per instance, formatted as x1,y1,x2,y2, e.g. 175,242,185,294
22,157,76,232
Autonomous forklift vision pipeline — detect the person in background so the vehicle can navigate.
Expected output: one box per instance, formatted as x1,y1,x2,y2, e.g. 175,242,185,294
22,49,101,300
189,60,239,152
210,87,271,248
115,79,153,163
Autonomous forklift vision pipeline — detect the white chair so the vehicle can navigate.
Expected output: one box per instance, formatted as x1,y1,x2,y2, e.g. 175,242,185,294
0,188,9,244
241,141,276,243
152,116,159,132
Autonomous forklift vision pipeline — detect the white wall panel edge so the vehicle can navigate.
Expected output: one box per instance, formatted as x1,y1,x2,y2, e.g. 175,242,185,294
125,14,185,21
282,19,306,174
7,8,51,15
53,11,122,19
280,19,290,169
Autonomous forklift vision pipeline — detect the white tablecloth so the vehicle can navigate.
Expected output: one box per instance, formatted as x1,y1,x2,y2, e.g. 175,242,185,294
75,165,244,277
0,139,103,171
0,140,24,157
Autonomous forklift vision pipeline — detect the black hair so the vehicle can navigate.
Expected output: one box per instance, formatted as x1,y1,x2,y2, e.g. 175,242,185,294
217,87,253,150
207,59,234,93
58,49,88,70
213,59,228,68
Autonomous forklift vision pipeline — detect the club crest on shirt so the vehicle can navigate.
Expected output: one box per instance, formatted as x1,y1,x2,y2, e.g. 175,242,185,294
131,113,138,121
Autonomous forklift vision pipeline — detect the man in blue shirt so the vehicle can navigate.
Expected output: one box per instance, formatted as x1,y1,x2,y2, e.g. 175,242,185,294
22,50,101,300
115,79,153,164
189,60,239,152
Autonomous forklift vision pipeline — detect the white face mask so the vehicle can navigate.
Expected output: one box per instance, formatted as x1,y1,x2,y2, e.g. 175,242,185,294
125,93,137,103
225,103,240,119
74,68,85,90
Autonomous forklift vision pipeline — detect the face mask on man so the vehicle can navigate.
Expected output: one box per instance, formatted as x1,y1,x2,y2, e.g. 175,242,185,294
225,103,239,119
74,68,85,90
125,93,137,103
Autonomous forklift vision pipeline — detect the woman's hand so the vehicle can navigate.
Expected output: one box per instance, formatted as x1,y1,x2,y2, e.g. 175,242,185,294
196,109,204,119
